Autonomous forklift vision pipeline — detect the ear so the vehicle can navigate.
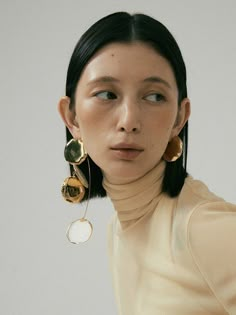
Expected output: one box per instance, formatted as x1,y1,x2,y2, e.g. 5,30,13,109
57,96,81,139
171,97,191,138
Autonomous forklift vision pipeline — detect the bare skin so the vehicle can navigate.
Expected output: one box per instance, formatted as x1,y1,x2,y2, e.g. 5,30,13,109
58,41,190,184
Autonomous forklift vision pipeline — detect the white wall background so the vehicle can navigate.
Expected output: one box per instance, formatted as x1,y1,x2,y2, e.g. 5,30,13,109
0,0,235,314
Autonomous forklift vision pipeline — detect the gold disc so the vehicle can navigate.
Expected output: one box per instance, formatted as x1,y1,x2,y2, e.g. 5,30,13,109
61,176,85,203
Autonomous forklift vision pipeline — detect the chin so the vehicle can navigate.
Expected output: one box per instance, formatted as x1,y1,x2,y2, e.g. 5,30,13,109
104,165,148,184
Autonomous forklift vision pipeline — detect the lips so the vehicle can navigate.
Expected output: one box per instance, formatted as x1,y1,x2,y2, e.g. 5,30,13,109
111,143,144,160
111,142,144,150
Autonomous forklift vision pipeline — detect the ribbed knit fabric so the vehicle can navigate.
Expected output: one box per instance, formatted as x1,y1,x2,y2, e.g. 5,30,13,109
103,160,165,228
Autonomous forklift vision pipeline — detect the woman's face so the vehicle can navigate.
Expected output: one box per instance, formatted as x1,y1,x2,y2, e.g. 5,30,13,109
59,41,190,184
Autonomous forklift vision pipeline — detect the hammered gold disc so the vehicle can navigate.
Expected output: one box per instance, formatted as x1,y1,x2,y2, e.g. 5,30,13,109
64,139,87,165
163,136,183,162
66,218,93,244
61,176,85,203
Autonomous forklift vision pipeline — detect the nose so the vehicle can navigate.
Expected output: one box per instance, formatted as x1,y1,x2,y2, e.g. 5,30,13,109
116,99,141,134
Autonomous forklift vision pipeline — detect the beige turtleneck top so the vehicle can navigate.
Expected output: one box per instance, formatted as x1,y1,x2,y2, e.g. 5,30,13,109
103,161,236,315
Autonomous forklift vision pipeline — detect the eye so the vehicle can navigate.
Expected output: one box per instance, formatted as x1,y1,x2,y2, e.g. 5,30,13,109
144,93,165,102
94,91,117,100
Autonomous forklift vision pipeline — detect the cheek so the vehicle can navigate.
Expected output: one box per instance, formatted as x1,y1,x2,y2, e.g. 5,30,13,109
75,103,102,137
146,113,176,150
148,110,176,135
75,106,111,161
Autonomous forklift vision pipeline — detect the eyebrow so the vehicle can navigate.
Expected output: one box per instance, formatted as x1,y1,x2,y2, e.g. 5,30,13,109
87,76,119,86
87,75,171,89
143,76,171,89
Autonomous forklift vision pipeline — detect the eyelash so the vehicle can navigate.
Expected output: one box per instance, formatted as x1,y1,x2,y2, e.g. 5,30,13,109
93,91,117,100
93,90,166,103
144,93,166,103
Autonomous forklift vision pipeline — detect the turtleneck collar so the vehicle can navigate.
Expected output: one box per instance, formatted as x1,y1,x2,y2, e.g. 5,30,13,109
102,160,166,226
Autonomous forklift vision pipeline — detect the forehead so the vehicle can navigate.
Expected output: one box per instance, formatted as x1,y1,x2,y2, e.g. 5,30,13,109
79,41,177,88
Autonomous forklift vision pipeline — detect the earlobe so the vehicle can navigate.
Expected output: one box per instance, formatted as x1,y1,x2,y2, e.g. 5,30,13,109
57,96,80,138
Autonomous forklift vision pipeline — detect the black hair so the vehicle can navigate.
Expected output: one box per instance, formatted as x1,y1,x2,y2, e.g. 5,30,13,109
64,12,189,200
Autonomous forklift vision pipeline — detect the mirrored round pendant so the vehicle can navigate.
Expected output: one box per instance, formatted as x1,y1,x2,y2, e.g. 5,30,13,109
66,218,93,244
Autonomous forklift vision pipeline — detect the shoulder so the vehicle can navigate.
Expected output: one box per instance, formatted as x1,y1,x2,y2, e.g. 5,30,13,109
188,199,236,263
175,175,224,226
183,176,236,256
176,176,236,311
188,198,236,311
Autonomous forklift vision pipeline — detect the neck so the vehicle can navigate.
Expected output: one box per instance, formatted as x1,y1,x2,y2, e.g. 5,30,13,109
103,160,166,228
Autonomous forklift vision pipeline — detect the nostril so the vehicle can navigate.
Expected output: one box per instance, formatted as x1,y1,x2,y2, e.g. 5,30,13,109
120,127,137,133
118,122,141,133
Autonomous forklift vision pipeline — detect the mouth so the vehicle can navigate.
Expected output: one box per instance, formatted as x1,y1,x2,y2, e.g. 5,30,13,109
111,142,144,150
110,143,144,160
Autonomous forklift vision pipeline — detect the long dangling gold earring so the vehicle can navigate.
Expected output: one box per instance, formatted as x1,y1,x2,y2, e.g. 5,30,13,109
163,136,183,162
61,138,93,244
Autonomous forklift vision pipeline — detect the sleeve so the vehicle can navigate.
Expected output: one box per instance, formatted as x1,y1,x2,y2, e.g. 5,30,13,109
188,201,236,314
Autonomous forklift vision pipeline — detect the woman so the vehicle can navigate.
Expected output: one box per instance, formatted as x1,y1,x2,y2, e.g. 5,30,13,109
58,12,236,315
